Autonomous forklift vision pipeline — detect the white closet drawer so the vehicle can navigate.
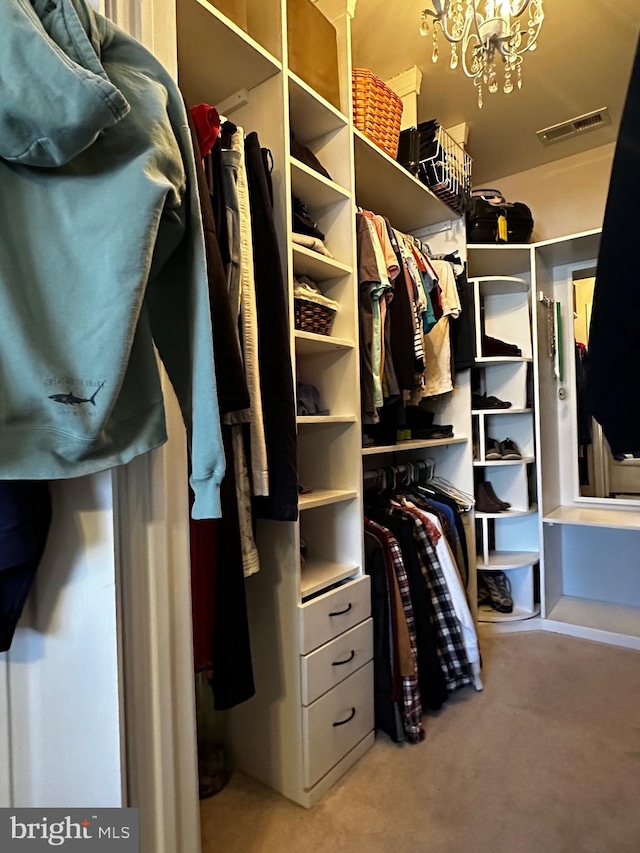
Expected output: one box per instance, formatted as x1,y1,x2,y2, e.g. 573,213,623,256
298,576,371,654
301,619,373,706
303,661,374,789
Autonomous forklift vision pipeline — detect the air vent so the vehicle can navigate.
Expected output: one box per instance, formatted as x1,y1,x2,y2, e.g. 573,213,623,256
537,108,611,146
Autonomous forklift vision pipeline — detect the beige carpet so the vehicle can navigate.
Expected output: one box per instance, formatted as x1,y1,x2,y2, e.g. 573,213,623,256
201,631,640,853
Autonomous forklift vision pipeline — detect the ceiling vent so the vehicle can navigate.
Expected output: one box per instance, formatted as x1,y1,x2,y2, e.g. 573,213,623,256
537,108,611,146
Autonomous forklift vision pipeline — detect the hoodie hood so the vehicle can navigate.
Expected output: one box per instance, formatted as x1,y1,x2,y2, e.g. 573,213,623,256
0,0,129,168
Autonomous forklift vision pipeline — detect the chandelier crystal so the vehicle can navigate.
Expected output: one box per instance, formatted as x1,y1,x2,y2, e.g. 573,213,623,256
420,1,545,108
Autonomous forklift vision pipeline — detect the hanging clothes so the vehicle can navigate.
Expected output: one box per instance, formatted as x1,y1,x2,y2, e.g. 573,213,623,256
586,36,640,456
422,259,462,397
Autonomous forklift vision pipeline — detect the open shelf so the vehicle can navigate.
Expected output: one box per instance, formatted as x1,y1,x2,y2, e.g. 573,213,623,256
291,159,350,210
477,551,540,571
474,357,533,365
543,506,640,531
294,330,354,355
297,415,357,425
467,245,533,278
474,276,529,295
476,505,538,520
478,603,541,623
300,560,359,599
353,129,453,231
299,489,359,511
292,245,351,280
472,408,532,416
535,229,601,268
177,0,282,107
546,596,640,640
288,71,348,145
362,437,467,456
474,457,534,467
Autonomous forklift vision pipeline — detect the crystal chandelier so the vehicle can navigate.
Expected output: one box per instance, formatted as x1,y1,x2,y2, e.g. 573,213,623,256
420,1,545,108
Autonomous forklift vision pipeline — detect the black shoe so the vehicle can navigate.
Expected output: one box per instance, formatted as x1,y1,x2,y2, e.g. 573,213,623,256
478,570,513,614
472,393,512,410
475,481,505,513
499,438,522,460
486,437,502,460
484,481,511,509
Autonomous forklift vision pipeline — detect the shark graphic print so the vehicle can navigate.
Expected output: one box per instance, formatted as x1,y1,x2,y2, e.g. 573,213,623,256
49,381,105,407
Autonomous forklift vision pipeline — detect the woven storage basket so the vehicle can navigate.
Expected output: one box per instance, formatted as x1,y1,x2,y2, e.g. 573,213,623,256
294,298,336,336
352,68,403,158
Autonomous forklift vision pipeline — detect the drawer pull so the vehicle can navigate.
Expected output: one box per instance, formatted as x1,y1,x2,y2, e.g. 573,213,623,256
332,707,357,727
332,650,356,667
328,602,352,617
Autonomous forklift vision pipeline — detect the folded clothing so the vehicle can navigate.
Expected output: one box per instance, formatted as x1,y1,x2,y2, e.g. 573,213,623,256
290,132,332,180
297,381,329,416
293,197,325,240
292,232,333,257
294,277,339,311
482,334,522,357
412,424,454,440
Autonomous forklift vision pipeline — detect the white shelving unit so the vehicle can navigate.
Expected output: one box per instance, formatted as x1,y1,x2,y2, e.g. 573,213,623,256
468,254,542,623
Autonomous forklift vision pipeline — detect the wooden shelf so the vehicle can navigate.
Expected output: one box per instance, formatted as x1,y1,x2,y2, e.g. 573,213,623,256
294,330,354,355
474,457,535,467
476,505,538,520
474,357,532,364
291,159,350,211
353,129,453,231
467,245,533,278
545,596,640,640
177,0,282,107
297,415,357,425
477,551,540,570
362,437,467,456
473,276,530,295
300,560,359,599
288,71,348,145
478,603,541,623
544,505,640,531
292,245,351,281
299,489,359,511
472,408,533,416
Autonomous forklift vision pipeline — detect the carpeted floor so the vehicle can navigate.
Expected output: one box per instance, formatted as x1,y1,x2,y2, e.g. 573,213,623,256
201,631,640,853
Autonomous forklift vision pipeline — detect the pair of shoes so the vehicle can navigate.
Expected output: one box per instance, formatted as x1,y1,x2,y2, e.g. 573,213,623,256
482,334,522,358
475,481,511,513
472,393,512,410
486,437,521,460
478,570,514,614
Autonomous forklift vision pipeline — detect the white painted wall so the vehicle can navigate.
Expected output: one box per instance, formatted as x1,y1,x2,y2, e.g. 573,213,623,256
483,142,615,241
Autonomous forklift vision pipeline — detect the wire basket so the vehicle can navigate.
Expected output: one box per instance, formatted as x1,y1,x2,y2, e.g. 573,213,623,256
418,125,473,216
352,68,403,159
294,298,336,336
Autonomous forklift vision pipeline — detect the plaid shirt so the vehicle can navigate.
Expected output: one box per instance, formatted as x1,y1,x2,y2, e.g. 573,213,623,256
387,506,473,693
365,519,425,744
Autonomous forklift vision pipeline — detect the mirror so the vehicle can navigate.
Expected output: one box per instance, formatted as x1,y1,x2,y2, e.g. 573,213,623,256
574,271,640,500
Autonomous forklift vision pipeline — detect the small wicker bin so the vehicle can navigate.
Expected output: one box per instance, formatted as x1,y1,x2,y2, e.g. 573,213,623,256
352,68,403,159
294,298,336,336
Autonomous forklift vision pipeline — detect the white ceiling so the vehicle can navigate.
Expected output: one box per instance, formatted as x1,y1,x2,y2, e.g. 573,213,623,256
352,0,640,183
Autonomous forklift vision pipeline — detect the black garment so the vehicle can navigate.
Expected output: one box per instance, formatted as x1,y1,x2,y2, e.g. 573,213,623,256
386,220,423,387
356,213,379,422
187,111,249,416
245,133,298,522
364,532,405,743
450,264,476,371
586,37,640,455
368,508,448,712
0,481,51,652
212,426,255,710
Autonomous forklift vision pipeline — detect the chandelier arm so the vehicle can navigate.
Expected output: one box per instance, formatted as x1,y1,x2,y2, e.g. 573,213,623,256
510,1,532,18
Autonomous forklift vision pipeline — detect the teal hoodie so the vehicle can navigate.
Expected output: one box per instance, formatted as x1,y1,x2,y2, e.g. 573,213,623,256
0,0,224,518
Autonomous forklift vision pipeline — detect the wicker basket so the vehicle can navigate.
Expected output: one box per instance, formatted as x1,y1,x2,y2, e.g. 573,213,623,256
352,68,403,159
294,298,336,336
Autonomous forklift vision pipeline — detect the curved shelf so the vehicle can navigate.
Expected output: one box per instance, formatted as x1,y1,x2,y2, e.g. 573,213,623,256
299,489,359,511
472,276,530,295
292,245,351,281
353,129,453,231
291,159,350,211
362,437,467,456
478,604,541,623
476,504,538,520
177,0,282,107
474,457,534,467
477,551,540,571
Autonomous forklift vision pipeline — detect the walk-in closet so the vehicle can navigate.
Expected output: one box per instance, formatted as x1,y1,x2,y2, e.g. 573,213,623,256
1,1,640,852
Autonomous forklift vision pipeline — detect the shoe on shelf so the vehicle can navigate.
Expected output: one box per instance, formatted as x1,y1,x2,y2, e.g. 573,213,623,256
500,438,522,460
482,334,523,358
472,393,512,410
484,481,511,509
475,481,505,513
478,570,514,614
486,437,502,460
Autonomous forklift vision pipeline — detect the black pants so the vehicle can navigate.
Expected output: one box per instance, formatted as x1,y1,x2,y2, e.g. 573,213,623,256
586,37,640,454
0,481,51,652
